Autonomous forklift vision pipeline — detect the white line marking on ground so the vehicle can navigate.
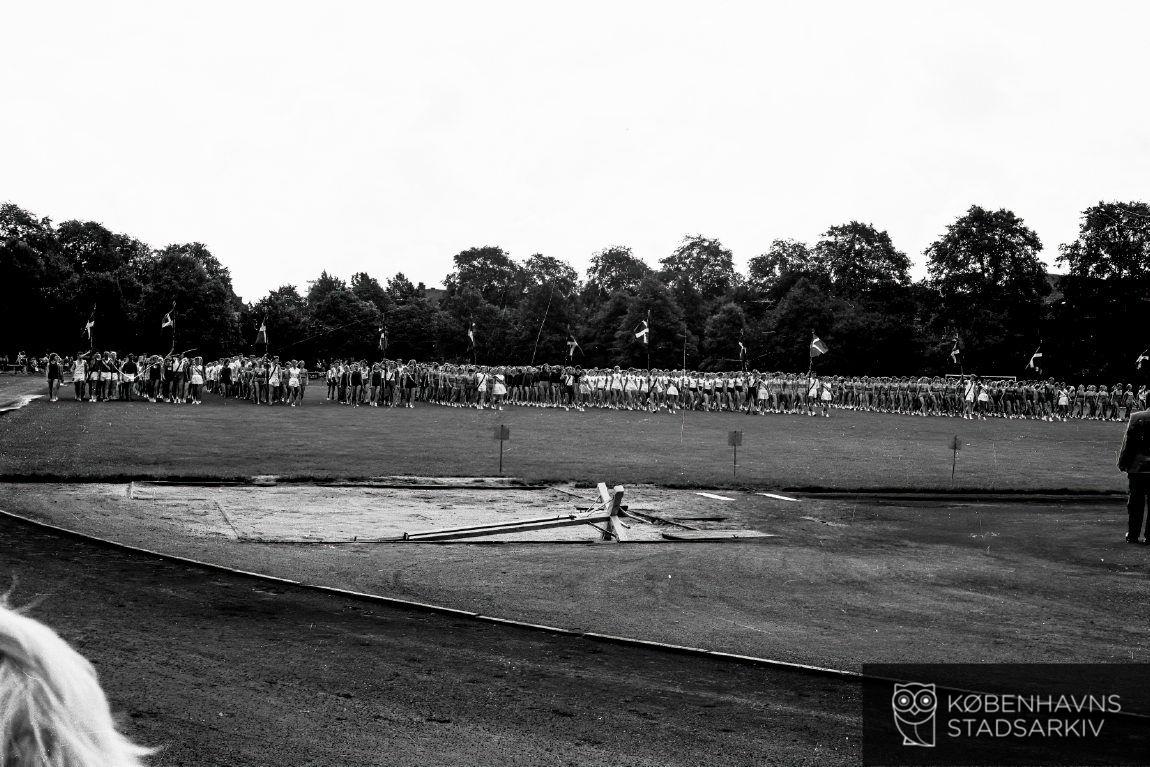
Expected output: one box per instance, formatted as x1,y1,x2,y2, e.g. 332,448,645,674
0,395,43,413
756,492,799,502
695,492,734,501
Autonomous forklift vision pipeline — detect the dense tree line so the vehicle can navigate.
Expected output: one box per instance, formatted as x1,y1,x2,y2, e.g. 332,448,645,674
3,200,1149,378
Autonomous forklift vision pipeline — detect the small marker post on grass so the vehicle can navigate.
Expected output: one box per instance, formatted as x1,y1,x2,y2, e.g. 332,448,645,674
494,424,510,475
950,435,962,479
728,430,743,478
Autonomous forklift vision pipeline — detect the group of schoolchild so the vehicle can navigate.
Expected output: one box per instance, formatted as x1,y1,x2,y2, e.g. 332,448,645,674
44,351,213,404
41,351,308,406
39,354,1148,422
306,361,1146,422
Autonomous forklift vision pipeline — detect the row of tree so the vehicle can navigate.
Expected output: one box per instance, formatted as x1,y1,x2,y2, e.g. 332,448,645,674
3,201,1149,378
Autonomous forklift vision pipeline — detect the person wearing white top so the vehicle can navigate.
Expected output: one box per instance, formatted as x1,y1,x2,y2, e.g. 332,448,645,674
71,355,87,401
287,362,302,406
963,376,977,419
492,368,507,411
475,368,489,409
187,356,206,404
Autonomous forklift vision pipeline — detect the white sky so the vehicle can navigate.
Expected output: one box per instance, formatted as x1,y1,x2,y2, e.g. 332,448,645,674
3,1,1148,301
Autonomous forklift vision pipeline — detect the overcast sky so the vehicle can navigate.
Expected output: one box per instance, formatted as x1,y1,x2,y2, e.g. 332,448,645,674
3,1,1148,301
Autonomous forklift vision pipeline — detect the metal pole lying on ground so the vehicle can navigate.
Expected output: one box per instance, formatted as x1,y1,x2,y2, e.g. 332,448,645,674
404,512,611,541
403,483,628,542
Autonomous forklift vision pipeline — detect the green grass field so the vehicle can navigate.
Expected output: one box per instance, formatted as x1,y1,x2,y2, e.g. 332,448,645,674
0,380,1128,491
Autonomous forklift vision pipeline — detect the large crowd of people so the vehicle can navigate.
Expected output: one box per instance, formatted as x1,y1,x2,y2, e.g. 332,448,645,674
21,350,1149,422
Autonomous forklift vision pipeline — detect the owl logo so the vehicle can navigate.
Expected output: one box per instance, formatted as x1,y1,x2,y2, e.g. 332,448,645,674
891,682,937,747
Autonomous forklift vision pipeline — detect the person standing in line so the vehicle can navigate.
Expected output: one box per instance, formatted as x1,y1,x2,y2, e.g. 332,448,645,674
369,362,382,406
104,352,119,401
818,375,833,417
1117,402,1150,544
71,352,87,401
120,354,139,401
171,354,186,403
46,353,63,402
90,353,107,401
337,361,349,405
219,356,232,398
147,355,162,402
187,356,205,404
287,360,302,406
475,366,489,410
253,358,266,405
349,361,363,407
267,356,282,405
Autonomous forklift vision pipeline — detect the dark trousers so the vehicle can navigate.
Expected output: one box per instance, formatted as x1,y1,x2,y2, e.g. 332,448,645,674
1128,475,1150,539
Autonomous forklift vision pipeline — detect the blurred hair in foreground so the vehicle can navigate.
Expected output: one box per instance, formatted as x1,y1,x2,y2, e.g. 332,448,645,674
0,600,152,766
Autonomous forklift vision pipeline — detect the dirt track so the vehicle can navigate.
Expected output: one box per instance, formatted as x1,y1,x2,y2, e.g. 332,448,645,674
0,515,858,766
3,482,1143,670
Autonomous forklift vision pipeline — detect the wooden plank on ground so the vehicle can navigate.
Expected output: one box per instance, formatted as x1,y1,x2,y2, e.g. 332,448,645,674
605,484,627,542
660,530,778,541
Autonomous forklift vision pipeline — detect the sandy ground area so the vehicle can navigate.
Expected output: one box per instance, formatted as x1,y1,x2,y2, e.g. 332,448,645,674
1,516,857,766
126,480,678,542
1,481,1144,671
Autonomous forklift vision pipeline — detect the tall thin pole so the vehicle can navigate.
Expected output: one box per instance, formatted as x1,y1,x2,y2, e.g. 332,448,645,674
807,331,816,416
169,305,178,357
530,288,554,366
680,325,687,444
646,309,651,371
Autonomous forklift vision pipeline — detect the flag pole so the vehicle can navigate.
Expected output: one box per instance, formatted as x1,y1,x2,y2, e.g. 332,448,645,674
808,331,814,379
646,309,651,371
682,326,686,372
680,324,687,444
529,287,554,366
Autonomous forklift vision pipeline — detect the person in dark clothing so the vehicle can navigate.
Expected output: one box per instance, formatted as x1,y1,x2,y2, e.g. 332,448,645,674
120,354,139,401
46,353,63,402
1117,406,1150,544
